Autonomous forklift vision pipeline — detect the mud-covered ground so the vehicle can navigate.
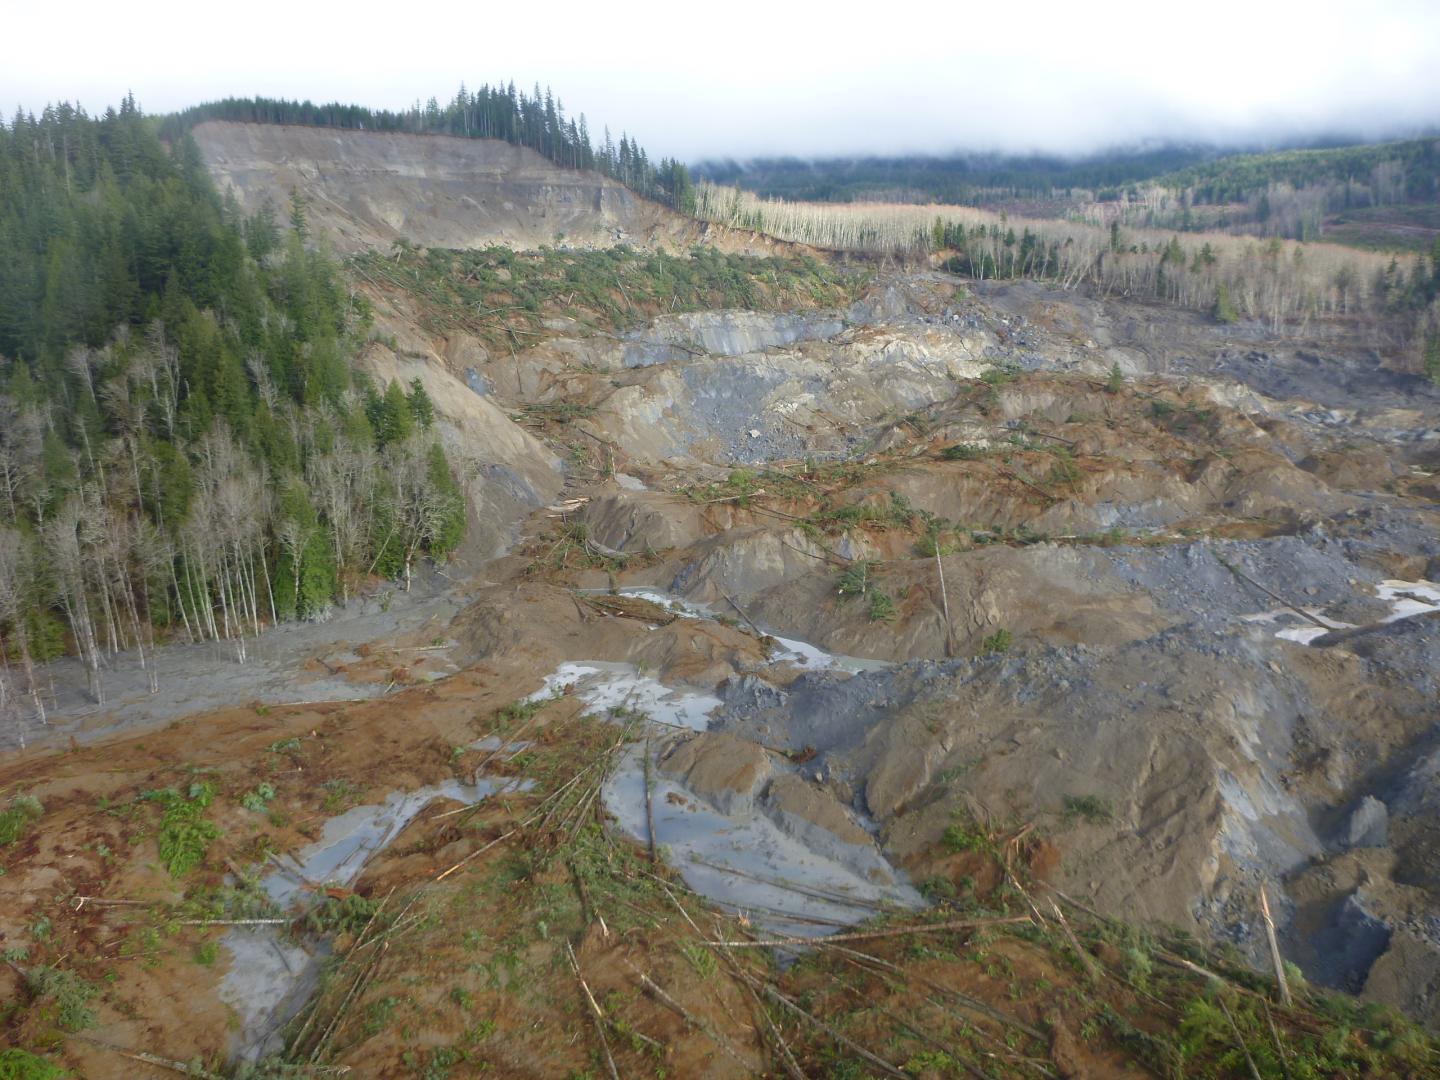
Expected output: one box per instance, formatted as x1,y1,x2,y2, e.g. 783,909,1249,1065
5,264,1440,1077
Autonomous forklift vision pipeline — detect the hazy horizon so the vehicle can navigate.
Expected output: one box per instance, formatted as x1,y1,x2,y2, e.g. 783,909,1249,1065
8,0,1440,162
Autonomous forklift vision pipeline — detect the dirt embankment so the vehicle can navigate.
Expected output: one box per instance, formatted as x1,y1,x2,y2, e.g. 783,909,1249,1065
192,121,808,258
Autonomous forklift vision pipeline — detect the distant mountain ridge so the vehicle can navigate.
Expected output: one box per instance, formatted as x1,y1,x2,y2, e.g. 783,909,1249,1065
695,135,1439,204
696,136,1440,252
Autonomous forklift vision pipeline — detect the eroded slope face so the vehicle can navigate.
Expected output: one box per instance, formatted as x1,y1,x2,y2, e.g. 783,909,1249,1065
193,121,705,253
287,236,1440,1026
430,264,1440,1024
8,215,1440,1072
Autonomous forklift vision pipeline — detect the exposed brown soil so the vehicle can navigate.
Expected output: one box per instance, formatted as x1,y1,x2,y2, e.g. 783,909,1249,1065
5,147,1440,1074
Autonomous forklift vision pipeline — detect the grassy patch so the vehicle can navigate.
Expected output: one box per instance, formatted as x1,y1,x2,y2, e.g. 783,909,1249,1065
240,782,278,813
811,492,918,534
942,814,991,854
0,795,43,846
979,628,1012,654
0,1050,67,1080
980,365,1019,386
1062,794,1115,825
836,560,879,598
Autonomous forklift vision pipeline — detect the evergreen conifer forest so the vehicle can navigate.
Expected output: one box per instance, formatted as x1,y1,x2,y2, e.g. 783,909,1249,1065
0,99,465,708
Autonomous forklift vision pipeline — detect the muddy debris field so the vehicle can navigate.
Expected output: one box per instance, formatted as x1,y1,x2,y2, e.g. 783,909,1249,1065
5,264,1440,1078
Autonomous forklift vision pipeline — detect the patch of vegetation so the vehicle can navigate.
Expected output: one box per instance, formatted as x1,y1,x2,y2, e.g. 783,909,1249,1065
812,492,918,534
681,467,767,505
321,778,363,813
177,877,281,923
867,590,897,623
940,442,992,460
0,795,43,846
193,941,220,966
141,782,220,877
1062,794,1115,825
836,560,879,598
941,815,991,854
495,695,553,725
917,876,959,902
679,941,718,980
355,244,865,354
1044,447,1082,488
241,782,278,813
523,521,646,578
980,365,1019,386
24,966,99,1032
0,1050,67,1080
305,893,382,936
979,628,1012,654
516,401,597,427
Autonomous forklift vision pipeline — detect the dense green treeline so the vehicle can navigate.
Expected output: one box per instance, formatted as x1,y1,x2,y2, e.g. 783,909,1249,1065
161,83,696,213
694,146,1216,205
0,99,466,713
696,138,1439,209
1158,138,1440,206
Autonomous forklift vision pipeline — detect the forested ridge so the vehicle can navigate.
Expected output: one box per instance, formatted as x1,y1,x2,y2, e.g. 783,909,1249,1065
701,137,1440,254
0,98,466,716
694,145,1218,204
162,83,697,212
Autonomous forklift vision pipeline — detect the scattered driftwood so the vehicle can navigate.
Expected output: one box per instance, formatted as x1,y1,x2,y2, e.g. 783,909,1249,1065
1310,610,1440,647
581,593,676,623
71,896,149,910
624,958,760,1073
1259,885,1293,1008
176,917,290,926
709,914,1028,949
71,1037,226,1078
779,537,850,566
935,547,955,657
694,488,767,505
871,1001,993,1080
586,540,631,565
676,901,806,1080
1000,466,1059,503
722,591,766,636
747,975,910,1080
546,497,591,514
568,941,621,1080
684,854,890,912
1218,994,1266,1080
1213,551,1337,631
644,735,658,864
1048,899,1100,984
1023,428,1077,447
826,942,1048,1044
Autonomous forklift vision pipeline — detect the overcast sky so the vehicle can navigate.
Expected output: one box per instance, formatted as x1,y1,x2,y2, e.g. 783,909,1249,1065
7,0,1439,161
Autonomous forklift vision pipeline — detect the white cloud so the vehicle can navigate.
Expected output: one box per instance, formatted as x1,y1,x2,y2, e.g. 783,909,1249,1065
6,0,1438,159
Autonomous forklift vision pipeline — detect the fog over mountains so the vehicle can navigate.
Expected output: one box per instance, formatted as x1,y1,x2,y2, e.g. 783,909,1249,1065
7,0,1439,160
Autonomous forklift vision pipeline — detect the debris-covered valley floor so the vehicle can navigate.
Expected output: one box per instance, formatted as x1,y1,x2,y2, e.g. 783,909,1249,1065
5,247,1440,1078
